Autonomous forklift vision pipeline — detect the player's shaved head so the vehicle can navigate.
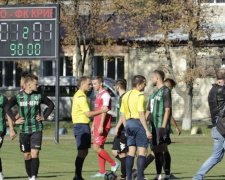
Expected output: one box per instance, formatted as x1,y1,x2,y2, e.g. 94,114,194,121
78,76,91,87
153,70,165,80
132,75,146,88
24,74,38,84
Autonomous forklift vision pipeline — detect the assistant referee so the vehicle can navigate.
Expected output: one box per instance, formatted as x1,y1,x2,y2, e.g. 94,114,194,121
71,76,108,180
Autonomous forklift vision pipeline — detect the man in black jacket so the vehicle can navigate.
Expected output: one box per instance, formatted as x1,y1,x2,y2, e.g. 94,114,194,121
193,68,225,180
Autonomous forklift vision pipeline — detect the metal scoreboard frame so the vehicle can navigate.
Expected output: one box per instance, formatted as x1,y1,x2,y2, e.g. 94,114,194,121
0,4,60,144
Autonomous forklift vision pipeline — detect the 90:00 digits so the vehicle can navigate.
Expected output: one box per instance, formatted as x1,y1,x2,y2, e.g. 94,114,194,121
10,43,41,56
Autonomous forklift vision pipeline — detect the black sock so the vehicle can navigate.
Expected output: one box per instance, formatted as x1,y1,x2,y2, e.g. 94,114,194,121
145,154,155,169
31,158,39,177
155,152,163,174
0,158,2,172
126,155,134,180
137,155,146,180
116,155,126,178
75,156,85,179
163,151,171,175
25,159,32,177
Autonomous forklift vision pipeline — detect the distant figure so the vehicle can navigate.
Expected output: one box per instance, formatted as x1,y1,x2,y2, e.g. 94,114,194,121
5,74,54,180
71,76,108,180
193,68,225,180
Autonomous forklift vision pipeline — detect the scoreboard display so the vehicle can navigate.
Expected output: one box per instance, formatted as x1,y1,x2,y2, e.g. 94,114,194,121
0,4,59,60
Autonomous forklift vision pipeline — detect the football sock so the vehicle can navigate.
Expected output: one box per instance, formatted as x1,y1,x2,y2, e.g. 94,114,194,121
25,159,32,177
155,152,163,174
145,153,155,169
98,149,116,166
137,155,146,179
116,155,126,178
98,154,106,174
126,155,134,180
75,156,85,179
163,151,171,175
31,158,39,177
0,158,2,172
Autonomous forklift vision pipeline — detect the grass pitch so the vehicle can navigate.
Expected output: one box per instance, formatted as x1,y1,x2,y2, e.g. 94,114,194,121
1,122,225,180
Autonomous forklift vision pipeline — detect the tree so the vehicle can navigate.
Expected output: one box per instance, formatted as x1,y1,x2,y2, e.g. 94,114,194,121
114,0,218,130
60,0,118,78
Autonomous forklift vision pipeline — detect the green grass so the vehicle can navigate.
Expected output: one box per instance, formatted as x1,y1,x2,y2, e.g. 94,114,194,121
1,122,225,180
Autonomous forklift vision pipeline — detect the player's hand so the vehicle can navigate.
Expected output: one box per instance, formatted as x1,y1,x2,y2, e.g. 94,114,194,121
15,117,25,124
98,126,103,135
9,129,16,140
113,127,118,137
146,130,152,139
101,106,109,113
175,127,181,136
91,126,94,135
36,115,44,121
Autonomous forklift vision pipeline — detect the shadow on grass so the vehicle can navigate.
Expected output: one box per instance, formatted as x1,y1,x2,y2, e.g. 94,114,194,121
5,175,58,179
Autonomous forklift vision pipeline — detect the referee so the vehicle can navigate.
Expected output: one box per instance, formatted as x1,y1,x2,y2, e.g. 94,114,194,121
5,74,54,180
71,76,108,180
120,75,151,180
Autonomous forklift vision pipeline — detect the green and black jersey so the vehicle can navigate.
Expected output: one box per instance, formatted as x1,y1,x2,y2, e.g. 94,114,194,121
0,94,8,134
5,91,54,133
147,86,172,131
116,93,125,132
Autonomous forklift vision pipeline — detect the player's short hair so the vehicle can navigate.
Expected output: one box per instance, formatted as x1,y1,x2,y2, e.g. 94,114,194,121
132,75,146,88
116,79,127,90
24,74,38,84
78,76,91,87
92,76,104,83
216,69,225,80
164,78,177,88
153,70,165,80
20,71,29,78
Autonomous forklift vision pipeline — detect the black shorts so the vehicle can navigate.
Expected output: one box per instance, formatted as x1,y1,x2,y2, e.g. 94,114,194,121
20,131,43,152
0,132,5,148
73,123,91,150
152,127,171,146
112,130,128,154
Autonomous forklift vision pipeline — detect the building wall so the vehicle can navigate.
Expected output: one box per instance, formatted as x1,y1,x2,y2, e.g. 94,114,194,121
86,45,222,121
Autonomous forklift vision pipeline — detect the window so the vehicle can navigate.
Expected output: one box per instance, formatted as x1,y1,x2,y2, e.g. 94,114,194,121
205,0,225,3
93,56,124,80
41,56,73,77
0,61,22,89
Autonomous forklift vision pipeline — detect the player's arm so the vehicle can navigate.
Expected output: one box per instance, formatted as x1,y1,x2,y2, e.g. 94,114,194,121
162,90,172,128
38,95,55,121
3,97,16,140
98,93,111,135
114,115,123,137
171,115,181,135
85,107,108,118
162,108,171,128
138,95,151,139
7,115,16,140
4,95,19,122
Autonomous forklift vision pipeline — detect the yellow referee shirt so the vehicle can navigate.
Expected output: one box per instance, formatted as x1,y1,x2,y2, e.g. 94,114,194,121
120,90,146,120
71,89,90,124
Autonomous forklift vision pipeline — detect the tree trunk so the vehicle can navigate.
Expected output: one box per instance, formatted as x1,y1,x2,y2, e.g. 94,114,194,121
75,41,83,79
87,47,95,77
182,86,193,130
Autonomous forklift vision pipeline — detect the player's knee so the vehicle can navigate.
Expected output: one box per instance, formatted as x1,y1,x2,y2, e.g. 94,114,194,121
24,152,32,160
